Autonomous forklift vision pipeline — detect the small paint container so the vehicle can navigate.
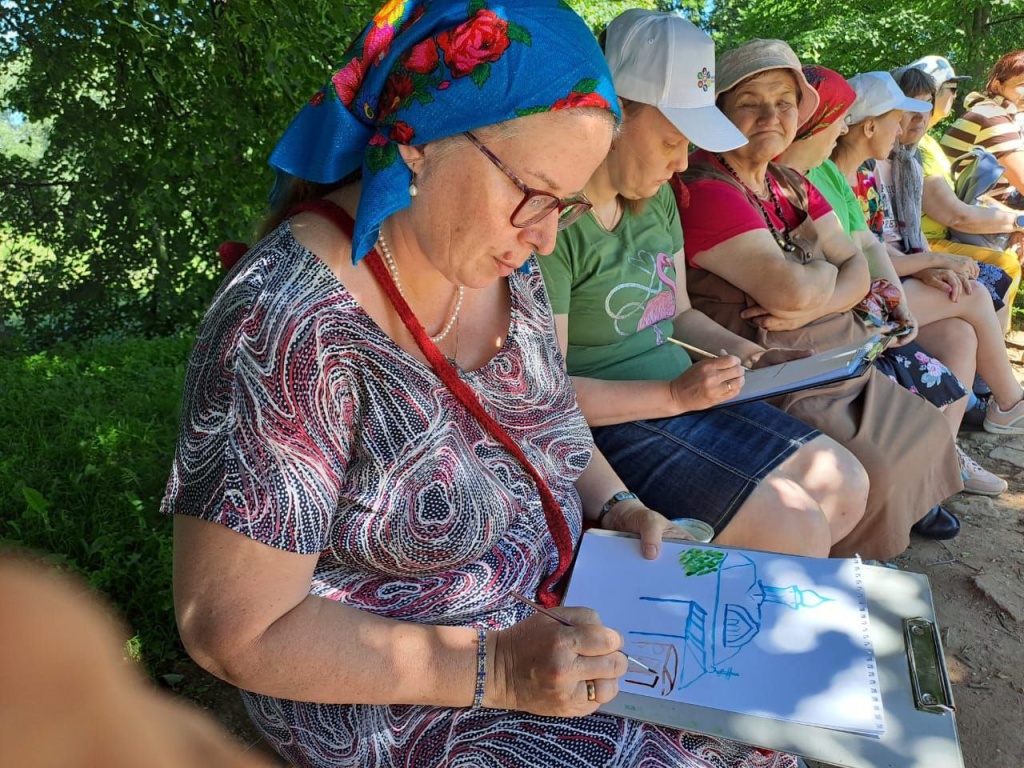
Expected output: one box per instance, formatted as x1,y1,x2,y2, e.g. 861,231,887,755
668,517,715,543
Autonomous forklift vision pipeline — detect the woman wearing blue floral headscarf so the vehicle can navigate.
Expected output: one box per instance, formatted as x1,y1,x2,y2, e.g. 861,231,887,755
163,2,793,767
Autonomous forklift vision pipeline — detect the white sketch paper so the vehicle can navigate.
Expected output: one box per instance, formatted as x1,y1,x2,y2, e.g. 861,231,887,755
564,532,884,737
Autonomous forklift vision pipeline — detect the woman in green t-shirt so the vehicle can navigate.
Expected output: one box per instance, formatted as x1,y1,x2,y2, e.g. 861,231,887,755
539,11,870,558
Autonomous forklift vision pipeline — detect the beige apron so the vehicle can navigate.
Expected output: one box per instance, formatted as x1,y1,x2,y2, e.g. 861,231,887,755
683,161,962,559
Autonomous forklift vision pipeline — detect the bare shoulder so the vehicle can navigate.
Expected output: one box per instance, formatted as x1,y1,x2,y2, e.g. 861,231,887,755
288,187,361,284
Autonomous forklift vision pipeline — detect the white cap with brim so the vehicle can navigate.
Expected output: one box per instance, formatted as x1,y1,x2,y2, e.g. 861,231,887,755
908,55,971,86
845,71,933,125
605,9,747,152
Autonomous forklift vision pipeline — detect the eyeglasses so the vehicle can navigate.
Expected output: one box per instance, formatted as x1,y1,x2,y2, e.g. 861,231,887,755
464,131,592,231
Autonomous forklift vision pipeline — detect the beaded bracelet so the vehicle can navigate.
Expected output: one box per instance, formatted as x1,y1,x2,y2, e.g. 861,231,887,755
472,627,487,709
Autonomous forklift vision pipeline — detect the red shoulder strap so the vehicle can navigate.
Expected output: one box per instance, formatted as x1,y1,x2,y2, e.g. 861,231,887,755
222,197,574,605
217,199,361,271
287,198,357,242
363,251,574,608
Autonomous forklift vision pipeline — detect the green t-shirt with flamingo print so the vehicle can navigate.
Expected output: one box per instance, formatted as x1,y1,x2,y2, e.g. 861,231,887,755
540,183,689,381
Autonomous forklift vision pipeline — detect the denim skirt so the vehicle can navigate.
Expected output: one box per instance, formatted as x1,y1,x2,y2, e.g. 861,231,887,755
592,400,819,533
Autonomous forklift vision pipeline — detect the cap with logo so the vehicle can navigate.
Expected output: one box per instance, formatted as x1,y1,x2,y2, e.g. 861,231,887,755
908,55,970,87
604,9,747,152
715,39,821,127
845,71,933,125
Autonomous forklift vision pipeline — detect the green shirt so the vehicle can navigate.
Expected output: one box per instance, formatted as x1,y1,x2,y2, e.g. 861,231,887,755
540,183,689,381
806,159,867,236
918,133,952,242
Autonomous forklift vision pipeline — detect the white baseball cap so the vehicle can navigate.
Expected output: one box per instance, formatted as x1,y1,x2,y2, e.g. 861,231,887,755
845,72,933,125
604,9,747,152
908,55,970,87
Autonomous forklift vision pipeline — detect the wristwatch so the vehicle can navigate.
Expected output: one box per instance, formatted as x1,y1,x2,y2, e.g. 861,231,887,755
598,491,639,523
1014,213,1024,231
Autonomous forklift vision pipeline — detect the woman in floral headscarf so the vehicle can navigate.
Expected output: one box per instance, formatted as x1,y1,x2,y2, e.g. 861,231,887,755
163,2,795,767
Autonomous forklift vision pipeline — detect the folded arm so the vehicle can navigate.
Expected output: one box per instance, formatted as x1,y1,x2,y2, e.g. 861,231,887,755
805,212,871,313
697,213,868,329
690,228,840,317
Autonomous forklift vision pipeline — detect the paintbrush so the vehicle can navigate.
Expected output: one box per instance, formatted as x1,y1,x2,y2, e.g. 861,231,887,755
665,337,749,370
509,590,658,675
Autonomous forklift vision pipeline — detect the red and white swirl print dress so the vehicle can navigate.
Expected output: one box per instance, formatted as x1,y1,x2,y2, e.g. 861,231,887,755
163,223,795,768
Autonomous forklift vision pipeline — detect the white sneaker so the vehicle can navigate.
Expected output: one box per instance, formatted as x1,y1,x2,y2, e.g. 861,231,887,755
956,445,1007,497
984,396,1024,435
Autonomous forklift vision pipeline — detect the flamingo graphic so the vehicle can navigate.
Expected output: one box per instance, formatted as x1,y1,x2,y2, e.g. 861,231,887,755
636,252,677,344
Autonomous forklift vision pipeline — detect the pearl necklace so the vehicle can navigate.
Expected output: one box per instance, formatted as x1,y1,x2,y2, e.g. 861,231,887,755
377,229,465,344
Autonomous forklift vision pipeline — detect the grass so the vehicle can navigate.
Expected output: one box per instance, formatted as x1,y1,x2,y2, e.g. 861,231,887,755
0,335,193,672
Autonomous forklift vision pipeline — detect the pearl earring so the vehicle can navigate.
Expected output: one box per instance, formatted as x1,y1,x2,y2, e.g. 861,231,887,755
408,173,418,197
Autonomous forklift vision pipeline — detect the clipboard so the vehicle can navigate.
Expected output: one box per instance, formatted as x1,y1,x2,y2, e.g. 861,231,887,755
712,334,894,408
569,531,963,768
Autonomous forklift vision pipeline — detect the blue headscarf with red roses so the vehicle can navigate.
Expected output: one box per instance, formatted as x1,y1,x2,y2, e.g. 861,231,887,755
269,0,620,263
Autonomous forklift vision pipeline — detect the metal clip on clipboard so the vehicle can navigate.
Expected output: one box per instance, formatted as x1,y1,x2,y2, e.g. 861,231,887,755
903,617,956,714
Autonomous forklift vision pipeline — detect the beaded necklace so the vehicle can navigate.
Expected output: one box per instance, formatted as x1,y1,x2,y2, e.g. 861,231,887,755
714,154,797,253
377,229,464,344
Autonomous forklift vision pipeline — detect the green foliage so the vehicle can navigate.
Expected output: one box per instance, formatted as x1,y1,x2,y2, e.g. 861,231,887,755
0,63,49,162
0,0,699,351
0,2,376,349
709,0,1024,94
678,547,725,576
569,1,707,32
0,335,192,671
570,0,657,31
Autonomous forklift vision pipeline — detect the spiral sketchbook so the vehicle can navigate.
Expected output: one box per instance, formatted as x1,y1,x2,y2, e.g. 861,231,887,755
713,334,893,408
564,531,884,738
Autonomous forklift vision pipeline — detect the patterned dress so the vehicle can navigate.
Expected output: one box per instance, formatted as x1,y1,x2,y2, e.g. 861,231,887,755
855,162,1012,310
162,222,795,768
851,163,987,407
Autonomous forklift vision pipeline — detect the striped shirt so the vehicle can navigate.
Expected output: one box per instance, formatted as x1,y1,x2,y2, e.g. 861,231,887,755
940,92,1024,204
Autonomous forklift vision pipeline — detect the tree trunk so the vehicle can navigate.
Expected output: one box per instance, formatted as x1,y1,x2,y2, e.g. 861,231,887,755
964,3,991,86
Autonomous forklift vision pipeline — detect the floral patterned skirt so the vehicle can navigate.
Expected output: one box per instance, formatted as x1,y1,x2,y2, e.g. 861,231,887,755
976,262,1012,311
873,341,967,408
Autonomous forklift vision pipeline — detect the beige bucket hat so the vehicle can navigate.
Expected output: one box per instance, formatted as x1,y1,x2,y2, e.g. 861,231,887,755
715,39,820,126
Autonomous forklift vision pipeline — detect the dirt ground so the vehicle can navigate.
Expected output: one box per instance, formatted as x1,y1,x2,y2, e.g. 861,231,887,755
177,343,1024,768
896,332,1024,768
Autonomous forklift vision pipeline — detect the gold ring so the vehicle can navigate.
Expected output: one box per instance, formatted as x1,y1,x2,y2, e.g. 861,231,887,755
586,680,597,702
727,381,733,392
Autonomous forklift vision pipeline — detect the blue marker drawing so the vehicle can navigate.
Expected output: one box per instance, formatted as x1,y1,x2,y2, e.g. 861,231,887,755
565,534,885,736
625,551,835,694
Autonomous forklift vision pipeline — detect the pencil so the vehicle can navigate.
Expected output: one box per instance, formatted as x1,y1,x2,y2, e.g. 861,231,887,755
509,590,658,675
